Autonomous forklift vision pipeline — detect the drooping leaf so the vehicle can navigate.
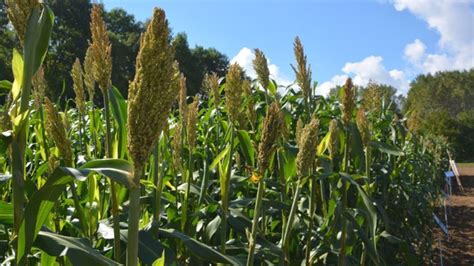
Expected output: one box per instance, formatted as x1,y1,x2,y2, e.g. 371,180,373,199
370,141,404,156
236,130,255,166
0,201,13,226
158,228,242,265
34,231,119,266
17,159,132,265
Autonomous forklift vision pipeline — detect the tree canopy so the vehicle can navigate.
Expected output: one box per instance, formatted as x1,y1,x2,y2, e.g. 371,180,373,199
405,69,474,161
0,1,229,103
173,33,229,96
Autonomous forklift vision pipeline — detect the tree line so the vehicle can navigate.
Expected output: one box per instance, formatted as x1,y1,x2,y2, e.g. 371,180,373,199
0,1,472,161
0,0,229,101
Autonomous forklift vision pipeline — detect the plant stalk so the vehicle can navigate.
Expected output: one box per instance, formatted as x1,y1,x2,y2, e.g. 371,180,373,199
246,179,265,266
127,168,142,266
104,89,121,262
221,125,235,254
282,177,303,265
338,131,351,266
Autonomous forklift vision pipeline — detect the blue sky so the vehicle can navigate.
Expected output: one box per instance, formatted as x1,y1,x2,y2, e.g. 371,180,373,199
102,0,474,94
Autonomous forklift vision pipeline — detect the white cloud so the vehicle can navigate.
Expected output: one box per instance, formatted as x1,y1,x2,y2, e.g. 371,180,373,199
317,74,348,96
318,0,473,96
404,39,426,63
395,0,474,72
230,47,292,87
317,56,409,95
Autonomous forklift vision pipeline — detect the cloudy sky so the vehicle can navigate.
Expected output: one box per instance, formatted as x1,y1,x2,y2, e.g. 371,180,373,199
102,0,474,95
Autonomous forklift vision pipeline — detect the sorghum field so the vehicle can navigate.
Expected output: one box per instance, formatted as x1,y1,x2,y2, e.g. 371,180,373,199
0,2,450,266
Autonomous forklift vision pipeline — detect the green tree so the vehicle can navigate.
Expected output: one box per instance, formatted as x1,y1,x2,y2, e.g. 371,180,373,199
0,3,16,82
173,33,229,96
45,0,92,101
405,69,474,161
104,8,143,97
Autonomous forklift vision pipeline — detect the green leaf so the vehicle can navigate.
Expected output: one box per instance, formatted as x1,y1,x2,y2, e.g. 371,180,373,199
34,231,119,266
11,49,23,100
109,86,128,158
17,159,132,265
348,122,364,171
152,252,165,266
158,228,242,265
205,215,221,241
118,228,174,265
340,172,379,262
20,4,54,109
0,80,12,92
210,145,230,170
370,141,404,156
236,130,255,166
23,5,54,76
0,201,13,226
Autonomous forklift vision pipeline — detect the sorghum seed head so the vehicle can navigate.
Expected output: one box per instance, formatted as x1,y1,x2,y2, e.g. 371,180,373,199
296,118,304,146
71,58,86,114
296,117,319,177
356,108,370,147
206,72,220,106
5,0,39,45
328,119,339,159
127,8,179,177
225,63,243,125
187,96,199,150
90,4,112,94
172,122,182,171
257,102,284,174
341,78,355,125
243,80,256,127
32,66,46,110
179,73,187,121
83,46,96,102
291,37,312,101
253,49,270,89
44,97,73,166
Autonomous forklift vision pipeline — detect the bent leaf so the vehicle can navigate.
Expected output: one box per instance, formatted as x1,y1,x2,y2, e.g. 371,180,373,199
35,231,119,266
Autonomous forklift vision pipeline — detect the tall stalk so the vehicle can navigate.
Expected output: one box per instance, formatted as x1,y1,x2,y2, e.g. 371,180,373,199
338,132,351,266
221,125,234,254
246,178,265,266
281,177,303,264
305,174,317,265
103,88,122,261
127,168,142,266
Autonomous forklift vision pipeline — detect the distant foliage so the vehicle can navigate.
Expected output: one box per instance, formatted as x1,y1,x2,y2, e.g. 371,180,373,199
405,69,474,161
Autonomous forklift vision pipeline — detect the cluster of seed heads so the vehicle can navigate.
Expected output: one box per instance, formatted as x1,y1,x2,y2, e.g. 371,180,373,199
328,119,339,159
172,123,183,171
341,78,356,125
253,49,270,89
292,37,312,102
71,58,86,114
179,74,188,122
296,117,319,177
32,67,46,110
243,80,257,127
83,46,96,102
204,72,220,106
225,63,243,126
187,96,199,151
5,0,39,45
89,4,112,94
356,108,370,147
257,102,284,174
127,8,179,180
44,98,73,166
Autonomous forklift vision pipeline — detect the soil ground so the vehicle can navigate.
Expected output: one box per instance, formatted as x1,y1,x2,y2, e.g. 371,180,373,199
432,164,474,265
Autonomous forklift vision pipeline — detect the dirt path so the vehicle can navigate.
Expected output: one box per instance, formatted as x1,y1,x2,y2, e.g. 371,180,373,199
433,164,474,265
